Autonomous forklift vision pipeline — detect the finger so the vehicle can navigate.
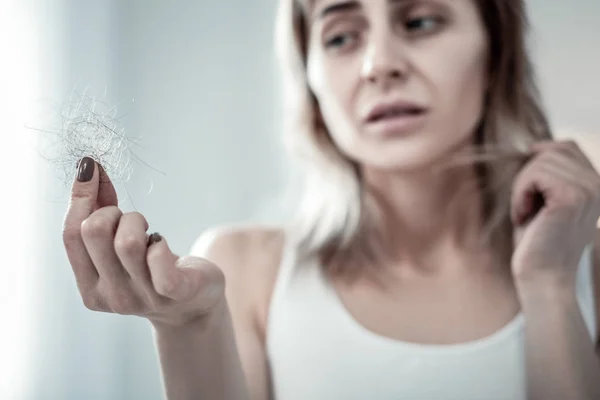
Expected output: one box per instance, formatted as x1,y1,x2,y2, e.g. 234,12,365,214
114,212,160,303
147,237,220,303
146,235,185,301
531,140,594,170
63,157,102,291
511,154,597,226
97,163,118,210
510,159,557,225
81,205,129,287
530,140,573,153
539,155,599,193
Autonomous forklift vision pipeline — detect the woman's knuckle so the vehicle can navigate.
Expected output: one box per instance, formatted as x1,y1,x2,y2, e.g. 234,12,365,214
130,211,147,223
155,275,179,297
144,291,166,310
82,294,104,311
62,224,80,243
81,216,113,238
109,291,140,315
115,234,145,255
62,227,83,252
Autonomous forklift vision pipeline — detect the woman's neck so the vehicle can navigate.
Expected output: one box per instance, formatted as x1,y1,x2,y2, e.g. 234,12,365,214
361,164,490,269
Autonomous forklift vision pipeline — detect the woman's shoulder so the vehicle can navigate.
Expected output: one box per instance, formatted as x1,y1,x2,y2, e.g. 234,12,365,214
190,224,286,334
190,224,285,267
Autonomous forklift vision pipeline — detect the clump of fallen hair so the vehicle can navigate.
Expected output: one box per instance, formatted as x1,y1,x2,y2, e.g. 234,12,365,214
29,87,150,187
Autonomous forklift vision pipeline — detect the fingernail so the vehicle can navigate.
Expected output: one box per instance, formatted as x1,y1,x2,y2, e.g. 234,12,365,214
148,232,163,246
77,157,95,182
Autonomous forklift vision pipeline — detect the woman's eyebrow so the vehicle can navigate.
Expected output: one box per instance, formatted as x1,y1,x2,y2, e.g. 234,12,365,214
313,0,414,22
313,1,362,22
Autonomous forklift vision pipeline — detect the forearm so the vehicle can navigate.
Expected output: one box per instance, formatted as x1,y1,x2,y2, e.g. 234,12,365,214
151,299,250,400
518,282,600,400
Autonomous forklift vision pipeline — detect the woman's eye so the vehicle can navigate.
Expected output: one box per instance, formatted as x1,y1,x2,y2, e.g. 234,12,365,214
325,32,358,49
405,16,442,33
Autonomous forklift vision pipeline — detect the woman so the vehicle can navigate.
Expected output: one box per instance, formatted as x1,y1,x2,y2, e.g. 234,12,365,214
63,0,600,399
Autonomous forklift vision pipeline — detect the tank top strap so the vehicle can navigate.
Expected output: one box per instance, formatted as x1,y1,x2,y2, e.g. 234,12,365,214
266,231,301,330
576,244,597,341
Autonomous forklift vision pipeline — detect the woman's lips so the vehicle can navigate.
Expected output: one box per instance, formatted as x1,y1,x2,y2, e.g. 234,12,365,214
363,109,428,137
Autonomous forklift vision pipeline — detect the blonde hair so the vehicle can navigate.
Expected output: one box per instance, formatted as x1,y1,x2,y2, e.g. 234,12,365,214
275,0,552,278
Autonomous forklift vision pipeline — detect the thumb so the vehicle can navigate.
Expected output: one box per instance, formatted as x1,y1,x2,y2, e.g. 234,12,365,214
96,163,118,210
70,157,118,210
64,157,109,234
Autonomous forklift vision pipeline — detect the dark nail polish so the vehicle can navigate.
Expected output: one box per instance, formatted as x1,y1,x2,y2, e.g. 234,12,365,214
148,233,163,246
77,157,95,182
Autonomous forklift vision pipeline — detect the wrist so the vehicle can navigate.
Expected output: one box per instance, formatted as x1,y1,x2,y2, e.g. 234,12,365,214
515,278,578,312
149,296,230,334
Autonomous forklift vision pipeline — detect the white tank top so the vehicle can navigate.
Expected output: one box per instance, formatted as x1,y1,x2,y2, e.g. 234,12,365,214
266,243,597,400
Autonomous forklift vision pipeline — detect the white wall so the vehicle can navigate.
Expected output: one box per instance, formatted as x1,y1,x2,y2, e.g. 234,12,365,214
113,0,287,258
16,0,600,399
528,0,600,135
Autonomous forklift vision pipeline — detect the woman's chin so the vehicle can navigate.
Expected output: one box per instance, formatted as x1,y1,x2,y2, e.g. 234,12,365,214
355,134,474,173
357,147,455,173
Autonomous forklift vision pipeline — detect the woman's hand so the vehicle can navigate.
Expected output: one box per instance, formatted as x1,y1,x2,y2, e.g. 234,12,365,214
510,140,600,291
62,157,225,328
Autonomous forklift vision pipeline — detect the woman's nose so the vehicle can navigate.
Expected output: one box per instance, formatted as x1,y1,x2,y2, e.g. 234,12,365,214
361,30,409,88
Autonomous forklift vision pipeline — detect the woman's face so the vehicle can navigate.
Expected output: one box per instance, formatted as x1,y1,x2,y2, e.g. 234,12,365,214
306,0,489,171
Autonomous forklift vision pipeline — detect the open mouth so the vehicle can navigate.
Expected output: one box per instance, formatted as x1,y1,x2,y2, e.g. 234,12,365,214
367,106,426,123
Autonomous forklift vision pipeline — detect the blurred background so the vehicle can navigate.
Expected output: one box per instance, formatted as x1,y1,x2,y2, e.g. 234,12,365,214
0,0,599,398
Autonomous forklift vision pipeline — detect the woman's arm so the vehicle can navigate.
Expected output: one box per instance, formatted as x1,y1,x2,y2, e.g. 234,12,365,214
508,140,600,400
154,227,281,400
517,280,600,400
153,298,252,400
